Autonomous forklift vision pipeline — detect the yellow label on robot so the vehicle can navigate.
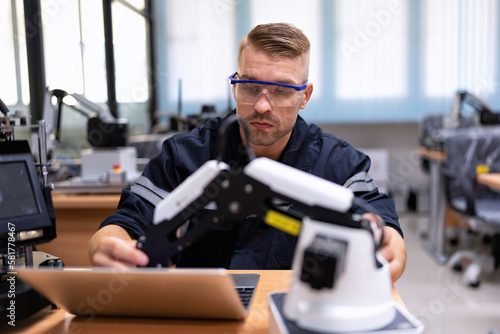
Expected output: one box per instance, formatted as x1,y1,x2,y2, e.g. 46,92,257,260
265,210,301,236
476,164,490,174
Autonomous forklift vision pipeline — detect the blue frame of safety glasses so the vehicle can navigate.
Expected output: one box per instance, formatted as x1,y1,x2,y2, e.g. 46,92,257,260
228,72,308,91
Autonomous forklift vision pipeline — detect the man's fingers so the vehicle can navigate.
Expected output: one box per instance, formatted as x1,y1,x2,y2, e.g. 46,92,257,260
92,251,135,268
361,213,383,244
94,237,149,267
381,227,407,283
389,259,405,283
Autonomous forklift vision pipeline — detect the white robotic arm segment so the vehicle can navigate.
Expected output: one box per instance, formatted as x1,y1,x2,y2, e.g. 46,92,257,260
283,217,396,332
70,93,117,123
137,115,423,333
153,160,230,223
244,158,354,213
138,156,362,268
137,155,413,331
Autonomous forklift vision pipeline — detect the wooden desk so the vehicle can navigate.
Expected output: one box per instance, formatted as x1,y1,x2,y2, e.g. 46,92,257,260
477,173,500,192
36,193,121,266
9,270,404,334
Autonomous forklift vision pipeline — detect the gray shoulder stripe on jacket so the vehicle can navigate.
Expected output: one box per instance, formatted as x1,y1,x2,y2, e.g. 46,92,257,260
343,171,378,192
131,175,170,206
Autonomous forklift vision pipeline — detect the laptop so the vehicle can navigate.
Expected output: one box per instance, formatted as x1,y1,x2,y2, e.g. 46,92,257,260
15,267,259,320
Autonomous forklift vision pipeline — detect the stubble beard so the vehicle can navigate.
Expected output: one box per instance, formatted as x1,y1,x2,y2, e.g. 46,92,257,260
244,113,282,147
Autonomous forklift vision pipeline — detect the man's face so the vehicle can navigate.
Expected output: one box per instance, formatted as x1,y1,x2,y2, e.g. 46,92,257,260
235,46,313,157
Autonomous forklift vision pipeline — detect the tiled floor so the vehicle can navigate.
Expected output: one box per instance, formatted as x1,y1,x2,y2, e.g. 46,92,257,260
395,212,500,334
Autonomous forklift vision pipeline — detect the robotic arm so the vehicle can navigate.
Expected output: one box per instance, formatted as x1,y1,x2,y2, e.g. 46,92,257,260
446,90,500,128
135,114,408,332
45,89,128,148
136,155,401,332
136,156,365,267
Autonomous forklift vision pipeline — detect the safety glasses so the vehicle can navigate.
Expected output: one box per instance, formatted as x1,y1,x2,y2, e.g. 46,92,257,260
228,72,308,107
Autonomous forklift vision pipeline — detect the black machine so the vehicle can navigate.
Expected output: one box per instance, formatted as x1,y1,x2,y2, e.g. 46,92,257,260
47,88,128,149
0,141,56,248
0,99,62,326
454,90,500,125
419,90,500,152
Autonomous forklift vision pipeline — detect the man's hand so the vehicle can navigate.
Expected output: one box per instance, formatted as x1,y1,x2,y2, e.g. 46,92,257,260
89,225,149,268
378,226,407,283
91,237,149,268
362,213,407,284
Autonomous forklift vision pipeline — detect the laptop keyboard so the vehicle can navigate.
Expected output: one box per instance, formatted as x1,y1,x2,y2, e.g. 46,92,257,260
231,273,260,311
235,286,256,309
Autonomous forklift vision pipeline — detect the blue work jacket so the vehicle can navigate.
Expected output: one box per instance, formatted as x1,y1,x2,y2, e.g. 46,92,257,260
100,112,401,269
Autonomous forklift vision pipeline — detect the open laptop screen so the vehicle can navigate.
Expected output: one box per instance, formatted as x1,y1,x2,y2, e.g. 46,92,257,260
16,267,259,320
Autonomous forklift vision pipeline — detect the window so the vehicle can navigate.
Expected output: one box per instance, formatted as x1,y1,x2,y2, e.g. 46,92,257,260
43,1,90,97
334,0,409,99
42,0,150,105
4,0,500,126
0,1,18,106
423,0,498,98
113,0,149,104
40,0,150,144
249,0,322,96
163,0,236,113
0,0,29,106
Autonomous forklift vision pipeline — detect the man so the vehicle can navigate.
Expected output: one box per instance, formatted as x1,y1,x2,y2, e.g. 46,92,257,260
89,23,406,283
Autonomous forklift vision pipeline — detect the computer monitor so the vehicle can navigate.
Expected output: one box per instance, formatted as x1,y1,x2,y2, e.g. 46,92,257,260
0,140,56,252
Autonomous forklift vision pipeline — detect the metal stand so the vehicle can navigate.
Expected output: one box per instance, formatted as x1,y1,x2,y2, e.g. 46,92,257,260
422,158,448,264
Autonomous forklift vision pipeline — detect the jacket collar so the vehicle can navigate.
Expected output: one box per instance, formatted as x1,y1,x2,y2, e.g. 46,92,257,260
279,115,312,173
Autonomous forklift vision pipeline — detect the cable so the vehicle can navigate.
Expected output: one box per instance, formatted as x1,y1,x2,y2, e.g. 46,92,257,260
0,98,10,115
216,114,255,162
352,196,385,250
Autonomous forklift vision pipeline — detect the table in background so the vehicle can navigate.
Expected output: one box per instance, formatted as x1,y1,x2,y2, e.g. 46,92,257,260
37,193,121,266
8,270,404,334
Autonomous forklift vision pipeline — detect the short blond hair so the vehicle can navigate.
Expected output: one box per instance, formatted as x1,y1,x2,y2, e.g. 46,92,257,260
238,23,310,58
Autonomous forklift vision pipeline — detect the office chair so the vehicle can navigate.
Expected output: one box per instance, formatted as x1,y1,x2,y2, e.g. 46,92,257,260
441,127,500,287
